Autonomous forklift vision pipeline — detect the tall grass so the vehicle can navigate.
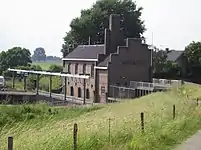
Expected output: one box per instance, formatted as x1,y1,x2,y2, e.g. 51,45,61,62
1,84,201,149
0,103,99,128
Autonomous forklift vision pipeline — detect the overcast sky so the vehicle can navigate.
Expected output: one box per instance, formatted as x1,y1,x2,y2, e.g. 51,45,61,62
0,0,201,57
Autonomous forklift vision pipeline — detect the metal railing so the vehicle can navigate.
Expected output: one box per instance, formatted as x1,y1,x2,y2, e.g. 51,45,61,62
129,78,183,90
152,78,182,88
129,81,154,90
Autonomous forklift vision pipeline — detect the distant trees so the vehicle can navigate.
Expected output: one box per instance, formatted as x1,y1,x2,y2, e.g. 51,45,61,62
32,47,46,62
31,48,61,62
151,45,182,79
184,41,201,77
0,47,32,75
46,56,61,62
152,49,168,74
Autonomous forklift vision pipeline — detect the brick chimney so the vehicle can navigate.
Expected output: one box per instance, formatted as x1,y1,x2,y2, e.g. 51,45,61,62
104,14,124,55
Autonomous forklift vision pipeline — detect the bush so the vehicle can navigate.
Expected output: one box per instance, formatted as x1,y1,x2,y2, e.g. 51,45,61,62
48,64,62,72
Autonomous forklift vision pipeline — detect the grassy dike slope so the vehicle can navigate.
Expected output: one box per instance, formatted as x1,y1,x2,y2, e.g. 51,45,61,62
1,84,201,150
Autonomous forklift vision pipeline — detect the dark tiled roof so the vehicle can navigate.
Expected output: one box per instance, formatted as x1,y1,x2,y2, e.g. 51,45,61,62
98,56,110,67
167,50,184,62
65,44,105,59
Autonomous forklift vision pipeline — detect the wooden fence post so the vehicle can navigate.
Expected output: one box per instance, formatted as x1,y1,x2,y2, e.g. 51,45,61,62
140,112,144,133
8,136,13,150
173,105,176,120
108,118,111,143
73,123,78,150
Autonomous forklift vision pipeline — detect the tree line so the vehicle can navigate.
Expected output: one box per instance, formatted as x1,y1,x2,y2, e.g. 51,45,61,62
32,47,61,62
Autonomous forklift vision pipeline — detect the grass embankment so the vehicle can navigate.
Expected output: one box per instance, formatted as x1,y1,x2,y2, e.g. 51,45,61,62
1,84,201,149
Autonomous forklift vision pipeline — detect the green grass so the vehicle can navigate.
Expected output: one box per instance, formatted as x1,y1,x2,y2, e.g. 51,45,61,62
39,76,62,91
32,61,62,70
1,84,201,149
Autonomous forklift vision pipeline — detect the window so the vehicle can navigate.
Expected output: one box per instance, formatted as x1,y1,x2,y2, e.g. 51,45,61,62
91,64,94,77
83,64,86,74
68,63,71,74
78,87,82,98
86,89,90,99
75,63,78,74
70,86,74,96
101,86,105,94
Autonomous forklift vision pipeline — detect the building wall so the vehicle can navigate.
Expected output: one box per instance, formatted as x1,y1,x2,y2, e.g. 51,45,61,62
95,69,108,103
108,38,152,87
63,60,96,101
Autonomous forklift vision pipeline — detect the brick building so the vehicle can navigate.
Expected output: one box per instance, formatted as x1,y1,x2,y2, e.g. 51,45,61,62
62,14,152,103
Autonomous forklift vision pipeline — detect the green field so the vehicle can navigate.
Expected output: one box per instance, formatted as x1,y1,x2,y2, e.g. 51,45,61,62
1,84,201,149
32,61,62,70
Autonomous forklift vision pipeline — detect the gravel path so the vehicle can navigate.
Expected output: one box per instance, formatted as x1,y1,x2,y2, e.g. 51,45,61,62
174,130,201,150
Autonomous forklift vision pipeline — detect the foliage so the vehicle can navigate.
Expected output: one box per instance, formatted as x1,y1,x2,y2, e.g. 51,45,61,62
152,49,167,74
46,56,61,61
1,84,201,149
3,65,42,78
48,64,63,72
0,103,100,129
32,47,46,62
152,49,181,78
0,47,32,75
39,76,62,92
183,41,201,78
184,41,201,66
62,0,145,55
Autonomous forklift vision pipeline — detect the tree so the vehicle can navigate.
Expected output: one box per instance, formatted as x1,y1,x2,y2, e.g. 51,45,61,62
184,41,201,66
46,56,61,61
0,47,32,75
61,0,145,55
0,51,8,74
32,47,46,62
152,48,167,74
152,47,181,78
184,41,201,76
